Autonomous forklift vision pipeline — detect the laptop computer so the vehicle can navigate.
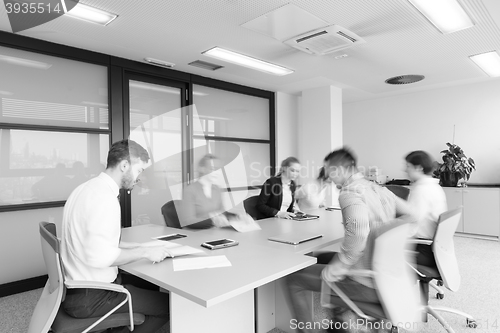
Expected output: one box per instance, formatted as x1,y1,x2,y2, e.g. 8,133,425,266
268,231,323,245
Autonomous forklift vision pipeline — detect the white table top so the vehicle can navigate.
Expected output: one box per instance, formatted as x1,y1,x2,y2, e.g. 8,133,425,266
120,208,344,307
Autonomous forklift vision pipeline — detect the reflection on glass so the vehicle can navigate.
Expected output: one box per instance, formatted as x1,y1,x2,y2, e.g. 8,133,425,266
193,140,270,189
193,84,269,140
129,80,183,226
0,130,108,205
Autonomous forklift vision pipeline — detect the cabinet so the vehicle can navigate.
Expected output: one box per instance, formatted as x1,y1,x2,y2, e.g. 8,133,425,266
442,187,500,237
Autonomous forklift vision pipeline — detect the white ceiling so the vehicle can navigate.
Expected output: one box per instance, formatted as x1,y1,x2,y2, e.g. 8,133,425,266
1,0,500,103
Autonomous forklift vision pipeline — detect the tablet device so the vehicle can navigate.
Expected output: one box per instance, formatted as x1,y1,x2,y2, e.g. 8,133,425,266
201,238,239,250
291,212,319,221
268,232,323,245
152,233,187,241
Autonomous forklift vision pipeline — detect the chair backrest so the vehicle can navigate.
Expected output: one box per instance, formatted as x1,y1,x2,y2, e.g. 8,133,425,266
28,222,65,333
161,200,182,229
371,218,421,327
243,195,261,220
385,185,410,200
432,207,462,292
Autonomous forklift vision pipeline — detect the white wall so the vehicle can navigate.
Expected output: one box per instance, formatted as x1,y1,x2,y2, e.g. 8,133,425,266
343,80,500,184
276,92,299,169
0,208,63,284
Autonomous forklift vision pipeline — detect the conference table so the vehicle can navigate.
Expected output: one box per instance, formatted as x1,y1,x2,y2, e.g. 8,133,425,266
120,208,344,333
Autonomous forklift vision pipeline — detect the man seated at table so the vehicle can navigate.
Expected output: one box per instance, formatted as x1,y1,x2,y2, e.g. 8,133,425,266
180,153,243,229
60,139,170,333
286,148,414,332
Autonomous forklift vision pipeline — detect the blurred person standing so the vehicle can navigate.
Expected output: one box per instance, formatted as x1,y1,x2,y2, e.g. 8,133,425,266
404,150,447,267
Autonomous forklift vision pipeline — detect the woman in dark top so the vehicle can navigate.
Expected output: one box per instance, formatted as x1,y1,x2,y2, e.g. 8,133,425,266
256,157,301,219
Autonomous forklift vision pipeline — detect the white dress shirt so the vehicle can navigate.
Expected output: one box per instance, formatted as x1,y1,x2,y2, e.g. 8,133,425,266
60,172,122,282
408,176,448,239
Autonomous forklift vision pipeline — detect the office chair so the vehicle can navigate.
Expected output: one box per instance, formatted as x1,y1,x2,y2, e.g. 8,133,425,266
409,208,477,331
243,195,262,220
321,218,421,333
385,185,410,200
161,200,183,229
28,222,145,333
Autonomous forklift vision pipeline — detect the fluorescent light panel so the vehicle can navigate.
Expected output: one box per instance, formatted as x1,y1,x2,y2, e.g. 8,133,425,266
202,47,293,76
408,0,474,34
66,2,117,26
469,51,500,77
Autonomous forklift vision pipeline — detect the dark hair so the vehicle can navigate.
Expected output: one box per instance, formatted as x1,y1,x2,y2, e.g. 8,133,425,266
277,156,300,176
198,154,219,168
317,167,328,181
106,140,149,169
405,150,434,175
323,148,357,169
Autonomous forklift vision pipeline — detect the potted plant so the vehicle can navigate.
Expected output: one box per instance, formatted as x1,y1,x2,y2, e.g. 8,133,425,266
437,143,476,187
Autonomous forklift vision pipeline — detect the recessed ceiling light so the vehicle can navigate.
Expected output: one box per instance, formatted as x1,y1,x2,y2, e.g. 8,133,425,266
407,0,474,34
469,51,500,77
202,47,294,76
65,2,118,26
334,54,349,59
144,57,175,68
0,54,52,69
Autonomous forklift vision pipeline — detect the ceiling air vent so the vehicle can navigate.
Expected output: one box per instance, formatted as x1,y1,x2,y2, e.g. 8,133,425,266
284,25,366,55
188,60,224,71
385,75,425,85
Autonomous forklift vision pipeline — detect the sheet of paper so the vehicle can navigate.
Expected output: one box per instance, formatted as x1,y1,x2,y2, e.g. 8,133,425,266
140,240,180,248
229,215,261,233
173,255,232,271
140,241,204,257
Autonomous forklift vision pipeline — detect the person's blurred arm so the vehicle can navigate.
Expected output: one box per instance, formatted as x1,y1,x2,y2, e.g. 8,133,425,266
322,196,369,282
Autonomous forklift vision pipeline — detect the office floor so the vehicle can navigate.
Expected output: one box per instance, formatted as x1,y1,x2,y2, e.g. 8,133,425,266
1,236,498,333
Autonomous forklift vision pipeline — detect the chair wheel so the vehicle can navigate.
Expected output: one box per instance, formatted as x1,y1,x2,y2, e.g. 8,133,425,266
467,319,477,328
437,280,444,286
436,293,444,299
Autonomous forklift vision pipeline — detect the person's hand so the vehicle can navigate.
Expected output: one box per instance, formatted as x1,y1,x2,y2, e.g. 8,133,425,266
143,246,174,263
276,211,295,219
322,258,349,283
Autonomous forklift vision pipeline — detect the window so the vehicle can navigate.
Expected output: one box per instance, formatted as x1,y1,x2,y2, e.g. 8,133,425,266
0,46,109,209
192,84,272,209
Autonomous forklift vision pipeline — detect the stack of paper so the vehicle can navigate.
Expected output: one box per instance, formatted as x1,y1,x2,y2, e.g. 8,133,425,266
140,240,204,257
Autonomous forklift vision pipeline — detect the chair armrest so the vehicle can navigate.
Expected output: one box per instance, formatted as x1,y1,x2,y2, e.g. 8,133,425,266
343,269,375,278
407,239,433,246
322,279,376,321
406,262,426,278
65,280,127,293
64,280,137,332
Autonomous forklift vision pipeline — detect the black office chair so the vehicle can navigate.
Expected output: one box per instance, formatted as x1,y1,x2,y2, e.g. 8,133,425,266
409,208,477,331
161,200,182,229
385,185,410,200
243,195,261,220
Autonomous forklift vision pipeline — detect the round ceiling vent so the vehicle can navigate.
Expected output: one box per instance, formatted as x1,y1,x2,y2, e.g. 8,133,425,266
385,75,425,85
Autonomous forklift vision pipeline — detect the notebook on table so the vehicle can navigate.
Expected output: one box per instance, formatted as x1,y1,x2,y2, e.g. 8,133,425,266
268,231,323,245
